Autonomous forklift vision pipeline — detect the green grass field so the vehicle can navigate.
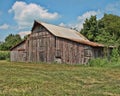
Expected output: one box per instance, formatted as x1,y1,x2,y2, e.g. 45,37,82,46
0,61,120,96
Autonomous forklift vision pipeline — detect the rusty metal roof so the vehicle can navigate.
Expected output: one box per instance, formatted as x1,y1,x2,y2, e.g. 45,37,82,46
34,20,104,47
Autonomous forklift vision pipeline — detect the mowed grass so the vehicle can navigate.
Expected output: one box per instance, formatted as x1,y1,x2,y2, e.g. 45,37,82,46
0,61,120,96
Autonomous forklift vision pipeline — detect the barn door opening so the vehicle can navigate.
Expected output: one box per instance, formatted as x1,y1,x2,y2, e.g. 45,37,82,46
84,48,92,64
54,49,62,63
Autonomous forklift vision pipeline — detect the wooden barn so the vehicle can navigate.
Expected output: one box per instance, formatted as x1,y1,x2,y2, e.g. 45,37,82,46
10,20,104,64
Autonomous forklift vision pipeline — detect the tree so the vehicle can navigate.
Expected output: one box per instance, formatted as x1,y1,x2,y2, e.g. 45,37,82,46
0,34,22,50
81,15,98,41
80,14,120,56
81,14,120,46
97,14,120,46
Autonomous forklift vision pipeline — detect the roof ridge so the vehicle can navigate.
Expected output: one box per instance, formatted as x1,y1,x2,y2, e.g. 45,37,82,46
35,20,78,32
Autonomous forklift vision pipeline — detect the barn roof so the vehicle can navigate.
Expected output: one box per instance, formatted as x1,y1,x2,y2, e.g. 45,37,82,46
32,20,104,47
10,40,26,51
36,21,88,41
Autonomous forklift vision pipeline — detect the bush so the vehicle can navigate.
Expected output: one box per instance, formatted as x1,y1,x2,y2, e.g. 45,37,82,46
111,48,119,62
0,51,10,60
88,58,108,67
88,57,120,67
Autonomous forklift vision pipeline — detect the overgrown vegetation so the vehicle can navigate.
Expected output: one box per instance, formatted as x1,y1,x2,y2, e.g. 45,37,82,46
88,58,120,68
0,61,120,96
0,34,22,51
88,48,120,67
111,48,119,62
81,14,120,55
0,51,10,60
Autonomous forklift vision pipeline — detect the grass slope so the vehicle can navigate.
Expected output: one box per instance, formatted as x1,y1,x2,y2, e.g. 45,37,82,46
0,61,120,96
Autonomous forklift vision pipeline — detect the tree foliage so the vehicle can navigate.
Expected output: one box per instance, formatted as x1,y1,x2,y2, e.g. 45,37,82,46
81,16,98,41
0,34,22,50
81,14,120,57
81,14,120,47
98,14,120,46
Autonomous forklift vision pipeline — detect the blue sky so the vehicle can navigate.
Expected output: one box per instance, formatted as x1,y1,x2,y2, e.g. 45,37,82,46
0,0,120,41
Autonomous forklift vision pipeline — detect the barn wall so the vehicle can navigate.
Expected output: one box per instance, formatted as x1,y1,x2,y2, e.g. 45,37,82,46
28,31,94,64
10,41,27,62
55,37,93,64
10,51,18,62
28,23,95,64
28,24,55,62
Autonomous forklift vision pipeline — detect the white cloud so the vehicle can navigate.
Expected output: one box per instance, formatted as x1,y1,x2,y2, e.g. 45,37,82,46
18,31,31,38
0,24,9,30
59,10,101,31
9,1,60,30
78,11,100,21
106,1,120,15
59,22,66,27
72,10,101,31
59,23,76,30
76,10,101,30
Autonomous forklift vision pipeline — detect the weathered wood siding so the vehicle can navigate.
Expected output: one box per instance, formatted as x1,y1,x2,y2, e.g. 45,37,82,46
28,24,94,64
10,23,104,64
28,24,55,62
55,37,93,64
10,41,27,62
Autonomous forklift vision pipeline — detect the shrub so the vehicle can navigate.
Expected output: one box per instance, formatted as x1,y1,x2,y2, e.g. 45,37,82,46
111,48,119,62
0,51,10,60
88,58,108,67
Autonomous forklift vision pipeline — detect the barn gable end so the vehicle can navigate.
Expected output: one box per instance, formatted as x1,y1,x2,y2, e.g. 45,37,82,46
28,23,56,62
